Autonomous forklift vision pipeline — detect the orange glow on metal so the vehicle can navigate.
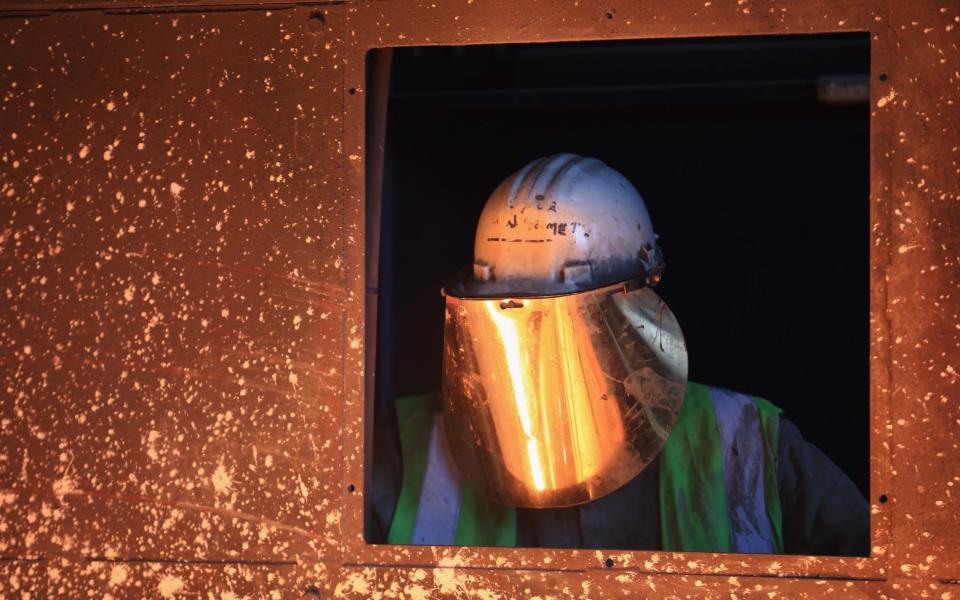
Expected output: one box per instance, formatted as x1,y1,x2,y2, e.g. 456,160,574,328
483,300,547,491
554,297,606,483
444,284,685,507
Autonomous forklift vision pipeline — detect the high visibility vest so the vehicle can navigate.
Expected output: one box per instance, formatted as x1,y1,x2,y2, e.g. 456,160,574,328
387,382,784,553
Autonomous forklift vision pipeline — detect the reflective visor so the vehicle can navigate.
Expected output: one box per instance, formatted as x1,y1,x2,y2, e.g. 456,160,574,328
441,282,688,508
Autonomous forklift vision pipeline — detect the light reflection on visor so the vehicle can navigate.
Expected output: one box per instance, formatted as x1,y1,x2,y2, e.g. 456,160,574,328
441,282,688,509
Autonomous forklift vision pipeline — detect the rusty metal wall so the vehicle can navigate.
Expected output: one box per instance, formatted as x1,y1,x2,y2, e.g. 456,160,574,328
0,0,958,597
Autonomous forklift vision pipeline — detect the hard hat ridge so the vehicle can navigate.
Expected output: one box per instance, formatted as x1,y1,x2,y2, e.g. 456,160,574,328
503,153,591,210
449,153,664,299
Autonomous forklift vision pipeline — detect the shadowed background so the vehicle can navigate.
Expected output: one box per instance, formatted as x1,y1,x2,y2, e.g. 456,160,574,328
375,34,870,498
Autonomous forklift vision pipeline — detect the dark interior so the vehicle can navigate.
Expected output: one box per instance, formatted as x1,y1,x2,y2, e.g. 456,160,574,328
374,33,870,500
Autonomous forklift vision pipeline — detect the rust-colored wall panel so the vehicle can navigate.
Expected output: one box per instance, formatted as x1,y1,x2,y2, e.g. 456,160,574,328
1,0,958,596
0,6,350,569
328,566,954,600
7,559,952,599
0,558,315,598
1,0,327,13
885,1,960,581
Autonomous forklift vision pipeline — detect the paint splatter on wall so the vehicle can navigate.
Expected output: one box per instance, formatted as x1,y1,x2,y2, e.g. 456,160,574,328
1,0,959,596
0,6,355,596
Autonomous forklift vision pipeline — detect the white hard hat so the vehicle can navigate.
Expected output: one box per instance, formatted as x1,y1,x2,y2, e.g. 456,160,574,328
448,153,664,298
440,154,688,509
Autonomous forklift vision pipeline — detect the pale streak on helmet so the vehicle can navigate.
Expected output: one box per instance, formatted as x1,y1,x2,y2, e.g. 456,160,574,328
469,153,663,297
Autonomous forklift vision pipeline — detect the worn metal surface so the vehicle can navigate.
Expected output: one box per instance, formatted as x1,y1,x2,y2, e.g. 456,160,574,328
0,0,958,597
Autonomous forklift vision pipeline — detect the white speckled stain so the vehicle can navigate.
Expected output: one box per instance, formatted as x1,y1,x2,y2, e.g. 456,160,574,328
325,508,340,527
334,571,371,597
404,584,431,600
157,574,185,598
108,564,128,587
211,457,233,494
877,88,898,107
51,459,78,498
146,430,161,460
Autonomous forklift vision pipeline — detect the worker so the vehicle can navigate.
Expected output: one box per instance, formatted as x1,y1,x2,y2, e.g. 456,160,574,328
370,154,868,556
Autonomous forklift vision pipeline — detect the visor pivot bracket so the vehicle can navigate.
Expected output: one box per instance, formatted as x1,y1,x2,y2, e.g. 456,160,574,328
561,261,592,285
473,261,493,282
499,299,525,310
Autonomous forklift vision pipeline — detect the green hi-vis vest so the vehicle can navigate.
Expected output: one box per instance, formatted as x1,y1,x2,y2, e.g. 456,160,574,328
387,382,784,553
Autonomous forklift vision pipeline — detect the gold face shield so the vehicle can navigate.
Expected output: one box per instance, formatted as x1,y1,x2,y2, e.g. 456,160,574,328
440,281,688,509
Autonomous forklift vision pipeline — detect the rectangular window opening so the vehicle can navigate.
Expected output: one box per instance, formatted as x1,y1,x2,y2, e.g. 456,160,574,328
363,33,870,558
